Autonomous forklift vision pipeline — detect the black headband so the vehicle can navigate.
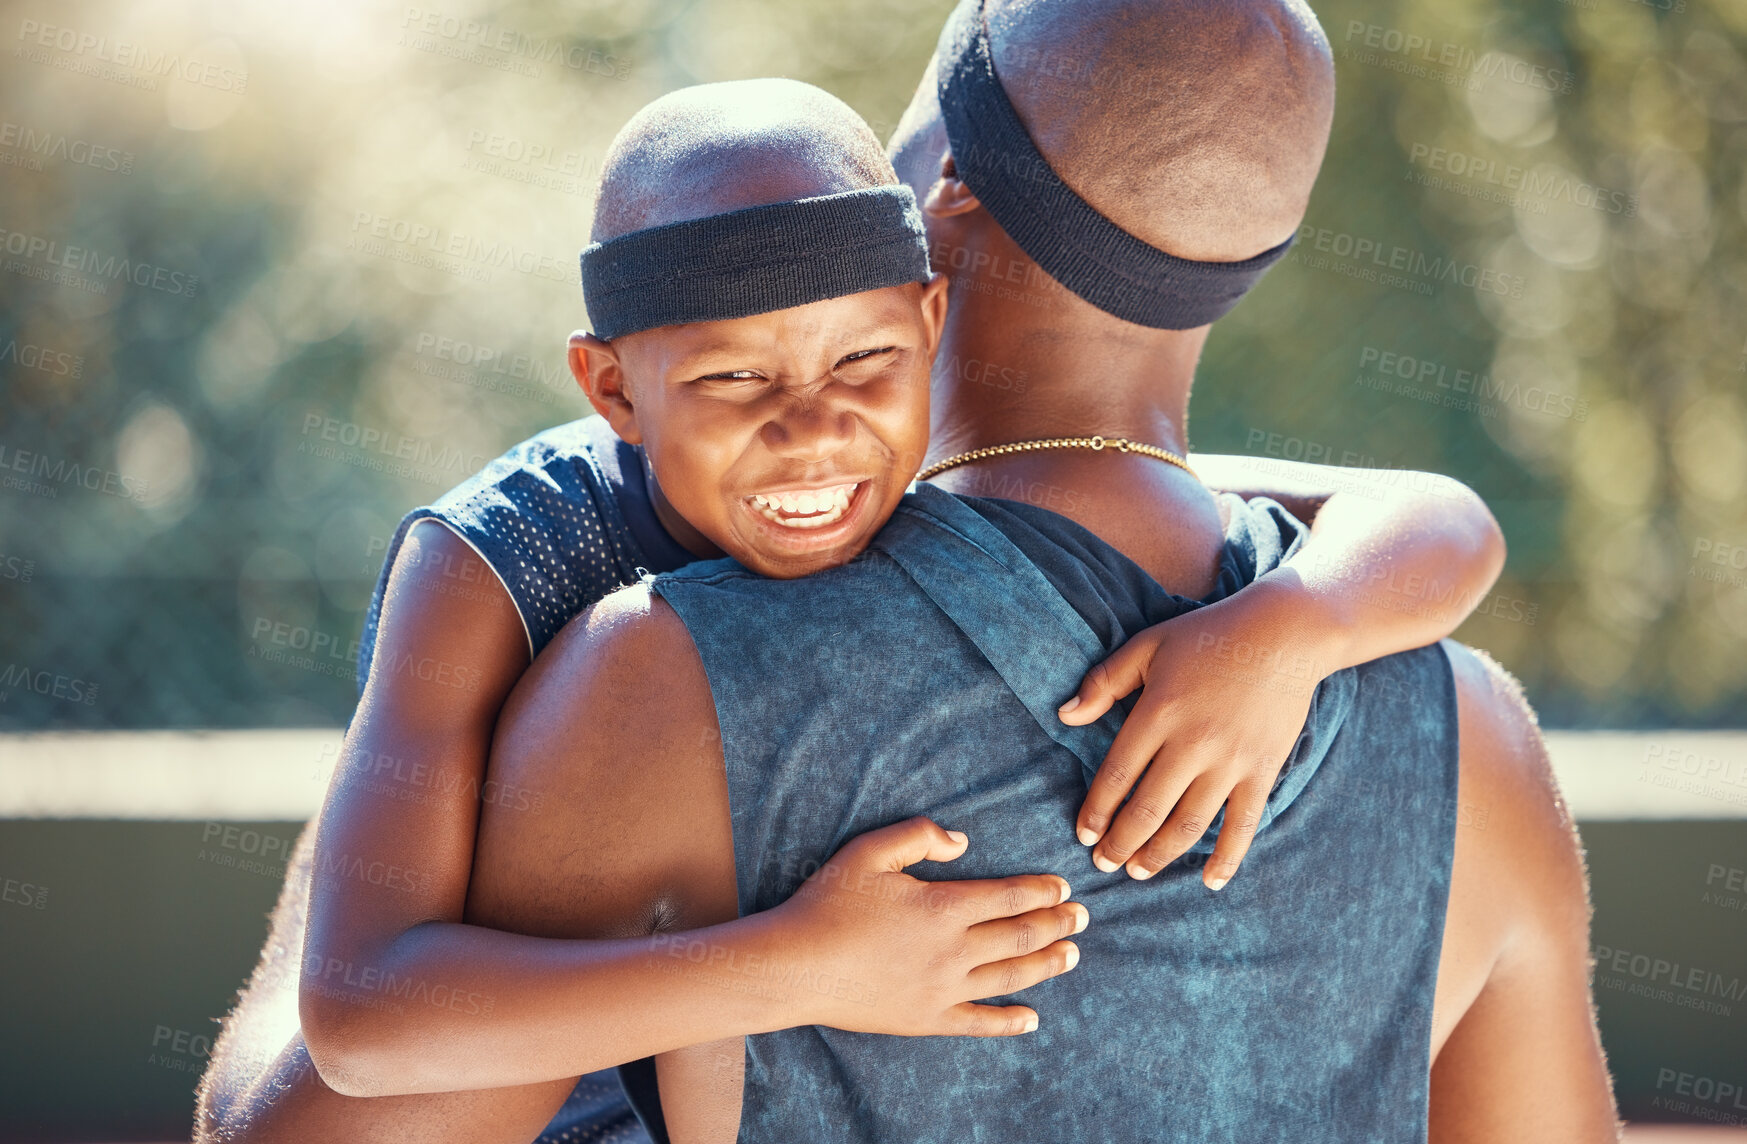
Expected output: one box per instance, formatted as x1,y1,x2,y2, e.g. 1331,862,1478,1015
579,186,932,340
936,0,1293,329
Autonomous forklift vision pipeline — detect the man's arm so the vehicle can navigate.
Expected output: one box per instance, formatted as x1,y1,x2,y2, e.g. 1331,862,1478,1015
1428,643,1621,1142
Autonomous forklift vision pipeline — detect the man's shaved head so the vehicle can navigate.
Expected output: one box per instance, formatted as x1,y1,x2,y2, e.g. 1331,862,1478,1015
892,0,1336,261
592,78,898,242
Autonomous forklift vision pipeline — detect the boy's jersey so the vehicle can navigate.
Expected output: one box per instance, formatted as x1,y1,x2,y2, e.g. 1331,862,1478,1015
651,483,1459,1143
358,415,694,685
358,416,684,1144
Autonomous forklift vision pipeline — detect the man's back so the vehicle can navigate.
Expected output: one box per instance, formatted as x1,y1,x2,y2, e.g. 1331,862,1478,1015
645,483,1455,1141
467,486,1618,1142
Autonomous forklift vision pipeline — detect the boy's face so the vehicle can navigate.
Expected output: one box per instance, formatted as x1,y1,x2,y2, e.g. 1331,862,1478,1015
578,277,947,579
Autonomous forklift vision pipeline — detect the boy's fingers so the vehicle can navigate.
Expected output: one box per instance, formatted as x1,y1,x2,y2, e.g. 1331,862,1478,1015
1075,700,1179,845
952,873,1073,924
1058,636,1156,726
1202,779,1271,890
1125,777,1229,879
1089,749,1198,870
967,901,1089,962
947,1002,1040,1038
964,939,1081,1001
846,816,969,872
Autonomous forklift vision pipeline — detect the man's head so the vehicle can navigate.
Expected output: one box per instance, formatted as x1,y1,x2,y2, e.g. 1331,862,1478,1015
573,78,949,580
890,0,1334,319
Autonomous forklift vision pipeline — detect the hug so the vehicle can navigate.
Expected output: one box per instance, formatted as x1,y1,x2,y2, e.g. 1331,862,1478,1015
196,0,1620,1140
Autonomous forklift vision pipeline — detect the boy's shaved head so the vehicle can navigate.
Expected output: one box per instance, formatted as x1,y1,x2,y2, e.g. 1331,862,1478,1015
592,78,898,242
893,0,1336,261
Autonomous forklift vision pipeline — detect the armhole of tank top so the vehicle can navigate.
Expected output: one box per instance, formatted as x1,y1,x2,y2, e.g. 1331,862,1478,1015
408,515,535,662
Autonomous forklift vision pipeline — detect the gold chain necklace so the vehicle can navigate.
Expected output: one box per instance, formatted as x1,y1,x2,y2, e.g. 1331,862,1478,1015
917,435,1196,482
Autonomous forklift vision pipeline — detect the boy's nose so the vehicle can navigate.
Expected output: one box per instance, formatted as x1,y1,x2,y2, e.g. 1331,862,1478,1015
761,398,858,463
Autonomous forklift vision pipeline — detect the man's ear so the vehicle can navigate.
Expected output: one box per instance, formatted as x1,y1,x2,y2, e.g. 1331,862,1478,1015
923,153,981,218
569,332,642,445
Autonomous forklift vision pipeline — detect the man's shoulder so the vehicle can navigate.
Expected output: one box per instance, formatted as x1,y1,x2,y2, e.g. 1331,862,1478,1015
1439,640,1588,923
527,580,699,696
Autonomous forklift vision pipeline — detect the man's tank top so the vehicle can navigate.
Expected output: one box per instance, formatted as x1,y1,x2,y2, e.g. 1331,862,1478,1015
356,416,683,1144
651,482,1459,1143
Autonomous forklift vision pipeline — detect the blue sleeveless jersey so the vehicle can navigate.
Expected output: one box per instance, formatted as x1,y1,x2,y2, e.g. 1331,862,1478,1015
651,482,1459,1143
357,416,680,1144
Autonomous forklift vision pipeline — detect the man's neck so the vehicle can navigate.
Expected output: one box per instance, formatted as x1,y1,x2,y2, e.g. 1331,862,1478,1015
926,285,1227,597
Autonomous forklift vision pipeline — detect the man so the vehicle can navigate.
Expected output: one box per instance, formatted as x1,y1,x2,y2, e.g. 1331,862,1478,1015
452,0,1617,1139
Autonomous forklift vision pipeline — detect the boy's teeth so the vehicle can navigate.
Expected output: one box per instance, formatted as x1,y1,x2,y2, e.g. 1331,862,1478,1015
750,483,857,529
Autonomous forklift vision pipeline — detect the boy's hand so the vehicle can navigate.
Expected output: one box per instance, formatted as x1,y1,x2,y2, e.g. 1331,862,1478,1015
772,817,1086,1037
1058,588,1320,889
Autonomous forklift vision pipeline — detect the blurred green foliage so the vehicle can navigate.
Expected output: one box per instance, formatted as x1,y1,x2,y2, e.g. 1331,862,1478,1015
0,0,1742,728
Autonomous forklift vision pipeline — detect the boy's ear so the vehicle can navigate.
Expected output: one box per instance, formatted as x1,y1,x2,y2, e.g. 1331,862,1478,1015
919,273,950,356
570,331,642,445
923,153,981,218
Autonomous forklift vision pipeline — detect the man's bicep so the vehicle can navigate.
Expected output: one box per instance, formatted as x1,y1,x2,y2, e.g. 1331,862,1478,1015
467,585,735,940
1430,643,1619,1142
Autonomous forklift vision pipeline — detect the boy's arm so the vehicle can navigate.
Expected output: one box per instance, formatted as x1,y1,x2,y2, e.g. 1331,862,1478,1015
299,523,1077,1098
1062,457,1506,884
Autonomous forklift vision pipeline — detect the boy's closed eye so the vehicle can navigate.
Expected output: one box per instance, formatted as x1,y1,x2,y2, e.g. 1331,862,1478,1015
690,346,898,386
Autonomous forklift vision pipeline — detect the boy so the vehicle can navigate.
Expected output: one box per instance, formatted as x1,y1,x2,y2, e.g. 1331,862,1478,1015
198,77,1505,1142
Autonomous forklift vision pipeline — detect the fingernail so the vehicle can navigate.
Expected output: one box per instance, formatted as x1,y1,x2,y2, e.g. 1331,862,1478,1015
1092,852,1119,873
1022,1013,1039,1033
1063,943,1080,970
1075,826,1099,846
1070,904,1089,934
1057,695,1081,717
946,830,968,845
1127,863,1156,881
1206,875,1229,892
1056,878,1072,904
